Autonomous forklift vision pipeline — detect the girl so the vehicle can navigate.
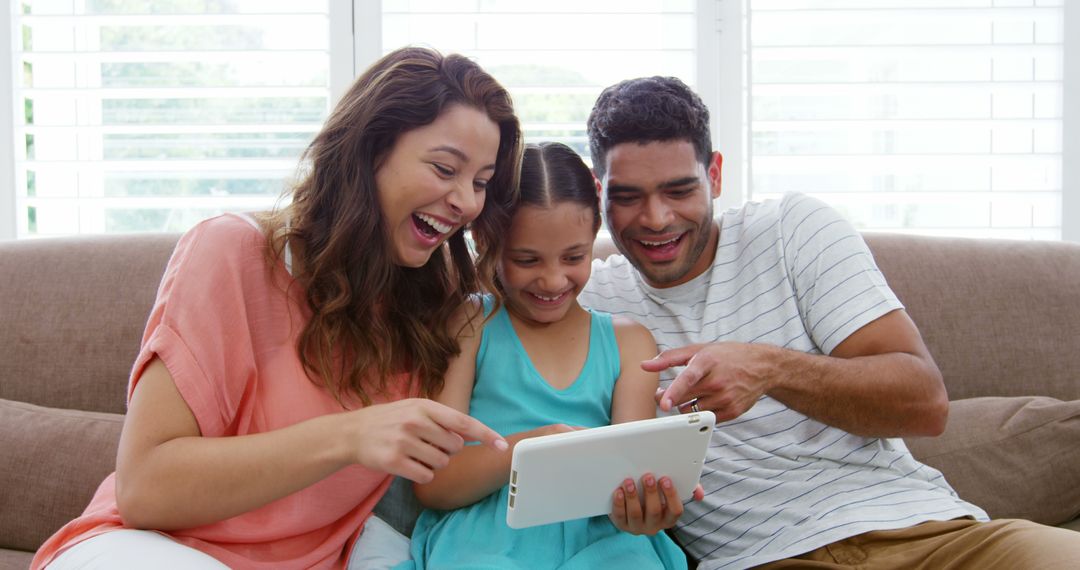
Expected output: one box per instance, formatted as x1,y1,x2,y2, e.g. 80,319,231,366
32,47,521,570
400,142,688,569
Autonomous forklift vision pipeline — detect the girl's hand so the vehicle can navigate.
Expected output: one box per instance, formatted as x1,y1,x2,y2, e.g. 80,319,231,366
609,474,705,536
345,398,507,484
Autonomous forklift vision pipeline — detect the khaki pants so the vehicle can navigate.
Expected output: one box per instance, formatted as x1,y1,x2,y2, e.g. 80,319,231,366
754,519,1080,569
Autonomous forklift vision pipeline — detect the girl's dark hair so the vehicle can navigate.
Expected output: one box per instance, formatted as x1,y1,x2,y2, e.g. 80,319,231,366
266,46,522,405
516,142,600,231
473,142,598,298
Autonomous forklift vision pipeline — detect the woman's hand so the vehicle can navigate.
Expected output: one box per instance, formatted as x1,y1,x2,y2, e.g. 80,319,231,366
344,398,508,484
609,475,705,536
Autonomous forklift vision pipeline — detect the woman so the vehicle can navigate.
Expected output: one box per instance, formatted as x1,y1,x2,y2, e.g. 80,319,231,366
32,47,522,570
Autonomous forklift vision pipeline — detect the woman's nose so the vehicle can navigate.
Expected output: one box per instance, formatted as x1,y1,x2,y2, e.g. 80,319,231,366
447,182,481,220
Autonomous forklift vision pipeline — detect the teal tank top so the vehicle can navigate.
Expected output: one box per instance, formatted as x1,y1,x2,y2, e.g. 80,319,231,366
398,302,686,569
468,303,620,435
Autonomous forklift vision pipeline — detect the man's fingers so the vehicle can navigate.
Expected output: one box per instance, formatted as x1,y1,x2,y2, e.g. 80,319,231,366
693,483,705,502
427,401,508,451
659,363,705,412
641,345,701,372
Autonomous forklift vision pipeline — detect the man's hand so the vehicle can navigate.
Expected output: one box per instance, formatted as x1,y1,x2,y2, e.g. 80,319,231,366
645,342,778,422
609,474,705,535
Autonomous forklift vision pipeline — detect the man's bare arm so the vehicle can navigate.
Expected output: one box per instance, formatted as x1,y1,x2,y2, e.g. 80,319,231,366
651,309,948,438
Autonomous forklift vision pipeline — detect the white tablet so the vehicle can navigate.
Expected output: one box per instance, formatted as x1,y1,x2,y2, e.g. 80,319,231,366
506,412,715,529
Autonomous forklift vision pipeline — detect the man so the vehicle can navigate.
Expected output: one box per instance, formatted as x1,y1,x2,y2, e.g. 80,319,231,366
579,76,1079,569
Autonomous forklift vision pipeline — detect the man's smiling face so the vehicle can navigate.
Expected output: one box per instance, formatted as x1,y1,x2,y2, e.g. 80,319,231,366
600,140,722,289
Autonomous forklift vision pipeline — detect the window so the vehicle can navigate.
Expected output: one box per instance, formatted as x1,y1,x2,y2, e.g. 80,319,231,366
380,0,697,162
8,0,332,237
3,1,1078,240
746,0,1068,240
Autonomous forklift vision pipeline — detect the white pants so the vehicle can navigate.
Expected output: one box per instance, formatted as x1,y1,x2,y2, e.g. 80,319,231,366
47,529,228,569
47,516,411,570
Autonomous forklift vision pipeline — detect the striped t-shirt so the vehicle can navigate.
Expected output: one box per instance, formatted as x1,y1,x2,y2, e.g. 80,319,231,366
579,193,987,570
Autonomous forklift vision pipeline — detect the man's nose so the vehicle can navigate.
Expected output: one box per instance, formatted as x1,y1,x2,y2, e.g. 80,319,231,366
640,195,675,230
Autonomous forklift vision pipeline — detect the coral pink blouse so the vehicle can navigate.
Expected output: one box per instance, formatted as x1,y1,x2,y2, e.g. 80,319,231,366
33,214,412,569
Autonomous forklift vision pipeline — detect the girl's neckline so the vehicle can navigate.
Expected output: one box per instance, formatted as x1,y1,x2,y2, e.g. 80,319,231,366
502,305,594,393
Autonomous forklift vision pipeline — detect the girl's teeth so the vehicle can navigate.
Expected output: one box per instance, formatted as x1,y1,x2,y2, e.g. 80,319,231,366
416,213,452,234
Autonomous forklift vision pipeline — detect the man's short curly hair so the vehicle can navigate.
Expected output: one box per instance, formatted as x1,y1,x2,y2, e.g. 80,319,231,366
586,76,712,179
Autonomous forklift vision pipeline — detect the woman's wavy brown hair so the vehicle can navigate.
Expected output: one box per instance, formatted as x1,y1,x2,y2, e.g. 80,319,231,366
265,47,521,405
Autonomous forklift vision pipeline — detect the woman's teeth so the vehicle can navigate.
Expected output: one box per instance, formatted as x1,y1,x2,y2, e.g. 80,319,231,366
415,213,452,234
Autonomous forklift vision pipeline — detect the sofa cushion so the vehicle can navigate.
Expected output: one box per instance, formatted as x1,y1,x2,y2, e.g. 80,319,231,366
905,396,1080,525
0,234,179,414
0,398,123,552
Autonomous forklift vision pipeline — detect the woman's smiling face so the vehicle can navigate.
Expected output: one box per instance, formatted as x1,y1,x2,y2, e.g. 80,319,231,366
375,104,501,268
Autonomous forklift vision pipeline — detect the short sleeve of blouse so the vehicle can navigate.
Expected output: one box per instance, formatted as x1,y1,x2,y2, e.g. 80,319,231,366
128,215,268,437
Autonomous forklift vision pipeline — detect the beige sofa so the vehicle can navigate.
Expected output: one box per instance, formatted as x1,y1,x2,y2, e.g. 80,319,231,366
1,232,1078,568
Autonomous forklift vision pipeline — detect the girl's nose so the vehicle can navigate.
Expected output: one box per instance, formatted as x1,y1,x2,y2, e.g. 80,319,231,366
540,269,569,292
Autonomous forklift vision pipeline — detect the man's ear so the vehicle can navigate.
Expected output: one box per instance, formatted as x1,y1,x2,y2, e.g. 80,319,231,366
593,174,603,198
707,152,723,199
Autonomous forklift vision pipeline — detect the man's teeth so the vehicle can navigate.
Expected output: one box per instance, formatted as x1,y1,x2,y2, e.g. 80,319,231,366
416,213,452,234
640,236,680,247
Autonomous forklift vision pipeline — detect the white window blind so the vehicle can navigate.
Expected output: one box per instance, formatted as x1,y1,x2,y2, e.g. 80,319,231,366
12,0,332,237
748,0,1065,240
381,0,698,163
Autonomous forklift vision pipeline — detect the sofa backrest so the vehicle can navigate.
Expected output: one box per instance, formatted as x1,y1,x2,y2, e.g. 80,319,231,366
863,233,1079,402
0,233,181,414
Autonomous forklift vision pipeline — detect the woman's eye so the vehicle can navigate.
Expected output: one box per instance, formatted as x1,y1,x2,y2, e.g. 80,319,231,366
473,179,490,191
433,164,454,176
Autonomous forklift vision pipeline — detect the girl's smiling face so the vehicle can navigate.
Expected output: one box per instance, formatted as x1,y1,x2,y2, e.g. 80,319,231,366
375,104,501,268
499,202,596,325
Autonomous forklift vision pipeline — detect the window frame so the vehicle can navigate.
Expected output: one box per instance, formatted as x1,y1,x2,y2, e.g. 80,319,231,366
1,1,15,240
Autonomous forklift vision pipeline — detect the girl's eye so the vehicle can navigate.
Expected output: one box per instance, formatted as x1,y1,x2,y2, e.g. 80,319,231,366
565,255,586,263
513,258,537,266
433,164,454,177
